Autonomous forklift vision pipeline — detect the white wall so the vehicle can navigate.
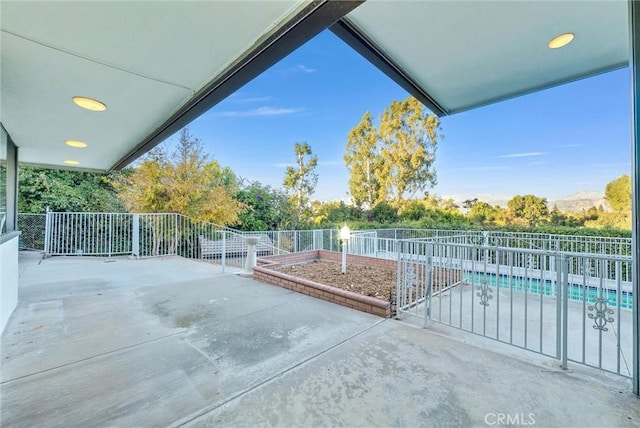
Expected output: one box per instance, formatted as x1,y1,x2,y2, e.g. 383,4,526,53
1,233,19,334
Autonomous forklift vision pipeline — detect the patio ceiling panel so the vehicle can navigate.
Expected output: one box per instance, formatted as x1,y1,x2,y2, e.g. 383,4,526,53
335,0,629,115
0,0,358,171
1,31,190,170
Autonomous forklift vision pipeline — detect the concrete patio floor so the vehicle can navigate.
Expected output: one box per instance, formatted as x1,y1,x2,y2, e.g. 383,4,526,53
1,253,639,427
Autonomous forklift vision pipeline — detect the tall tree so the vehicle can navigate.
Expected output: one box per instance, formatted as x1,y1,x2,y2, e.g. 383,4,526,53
605,174,631,212
283,142,318,223
344,112,381,208
586,174,634,230
507,194,549,226
375,97,441,204
116,128,244,225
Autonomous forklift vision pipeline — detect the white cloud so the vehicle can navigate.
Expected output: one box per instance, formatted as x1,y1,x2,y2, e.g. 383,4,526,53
272,162,293,168
582,162,631,169
273,159,341,169
226,95,274,104
295,64,316,73
216,106,304,118
557,143,582,148
498,152,545,158
278,64,317,77
447,166,509,172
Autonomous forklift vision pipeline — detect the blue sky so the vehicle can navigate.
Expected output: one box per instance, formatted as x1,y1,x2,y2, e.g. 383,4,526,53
170,30,631,203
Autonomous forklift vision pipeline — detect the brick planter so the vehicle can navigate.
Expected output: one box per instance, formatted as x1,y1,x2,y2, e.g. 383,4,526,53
254,250,392,318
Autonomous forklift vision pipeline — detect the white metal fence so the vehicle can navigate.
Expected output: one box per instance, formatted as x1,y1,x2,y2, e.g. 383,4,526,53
19,213,632,265
396,239,634,378
350,228,632,258
34,212,342,270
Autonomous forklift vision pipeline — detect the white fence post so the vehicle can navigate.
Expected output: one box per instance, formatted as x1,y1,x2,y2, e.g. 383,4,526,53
424,242,434,328
221,231,226,273
132,214,140,258
108,213,113,258
43,208,52,257
174,214,179,256
277,231,281,254
560,255,569,370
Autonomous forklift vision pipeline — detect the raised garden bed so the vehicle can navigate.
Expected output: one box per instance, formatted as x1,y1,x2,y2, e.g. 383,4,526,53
255,250,395,318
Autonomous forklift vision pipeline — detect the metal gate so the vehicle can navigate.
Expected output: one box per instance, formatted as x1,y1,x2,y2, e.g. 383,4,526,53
396,239,634,378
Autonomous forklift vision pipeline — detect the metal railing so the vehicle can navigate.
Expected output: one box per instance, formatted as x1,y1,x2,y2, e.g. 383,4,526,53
354,228,631,257
20,211,636,378
37,212,344,271
396,239,633,378
22,212,633,265
239,229,340,253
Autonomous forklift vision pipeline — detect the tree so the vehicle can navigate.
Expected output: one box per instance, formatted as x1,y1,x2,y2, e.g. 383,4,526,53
507,194,549,226
344,112,381,208
398,200,427,221
462,198,478,210
438,198,459,213
233,181,294,231
605,174,631,212
283,142,318,223
368,201,399,224
116,128,244,225
549,205,568,226
579,175,632,230
18,167,124,213
418,208,469,229
469,201,498,224
376,97,441,204
311,200,360,226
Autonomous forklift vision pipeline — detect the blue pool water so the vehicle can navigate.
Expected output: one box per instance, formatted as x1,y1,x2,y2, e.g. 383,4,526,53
464,272,633,310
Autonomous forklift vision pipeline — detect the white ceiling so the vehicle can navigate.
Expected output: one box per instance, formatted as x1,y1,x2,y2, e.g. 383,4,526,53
0,0,309,170
343,0,629,114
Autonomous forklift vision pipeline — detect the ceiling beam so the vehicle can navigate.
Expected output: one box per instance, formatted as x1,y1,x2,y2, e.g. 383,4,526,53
330,18,449,117
110,0,364,171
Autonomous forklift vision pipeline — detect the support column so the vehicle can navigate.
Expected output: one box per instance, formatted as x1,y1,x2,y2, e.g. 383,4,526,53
629,0,640,396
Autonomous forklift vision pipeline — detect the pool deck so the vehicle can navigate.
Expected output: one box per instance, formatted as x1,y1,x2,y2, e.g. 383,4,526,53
1,252,639,427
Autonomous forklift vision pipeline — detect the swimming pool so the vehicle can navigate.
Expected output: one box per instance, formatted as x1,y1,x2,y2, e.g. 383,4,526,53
464,272,633,310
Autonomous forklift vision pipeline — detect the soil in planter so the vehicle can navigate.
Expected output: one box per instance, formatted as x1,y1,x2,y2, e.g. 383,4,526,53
280,260,396,301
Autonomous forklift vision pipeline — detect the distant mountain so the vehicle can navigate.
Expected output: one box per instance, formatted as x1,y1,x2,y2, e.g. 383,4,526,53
559,190,604,201
549,191,610,212
445,193,511,208
444,191,610,213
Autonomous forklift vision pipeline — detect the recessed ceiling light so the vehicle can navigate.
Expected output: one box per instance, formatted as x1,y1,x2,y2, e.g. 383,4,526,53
65,140,88,148
72,96,106,111
64,159,80,165
548,33,574,49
